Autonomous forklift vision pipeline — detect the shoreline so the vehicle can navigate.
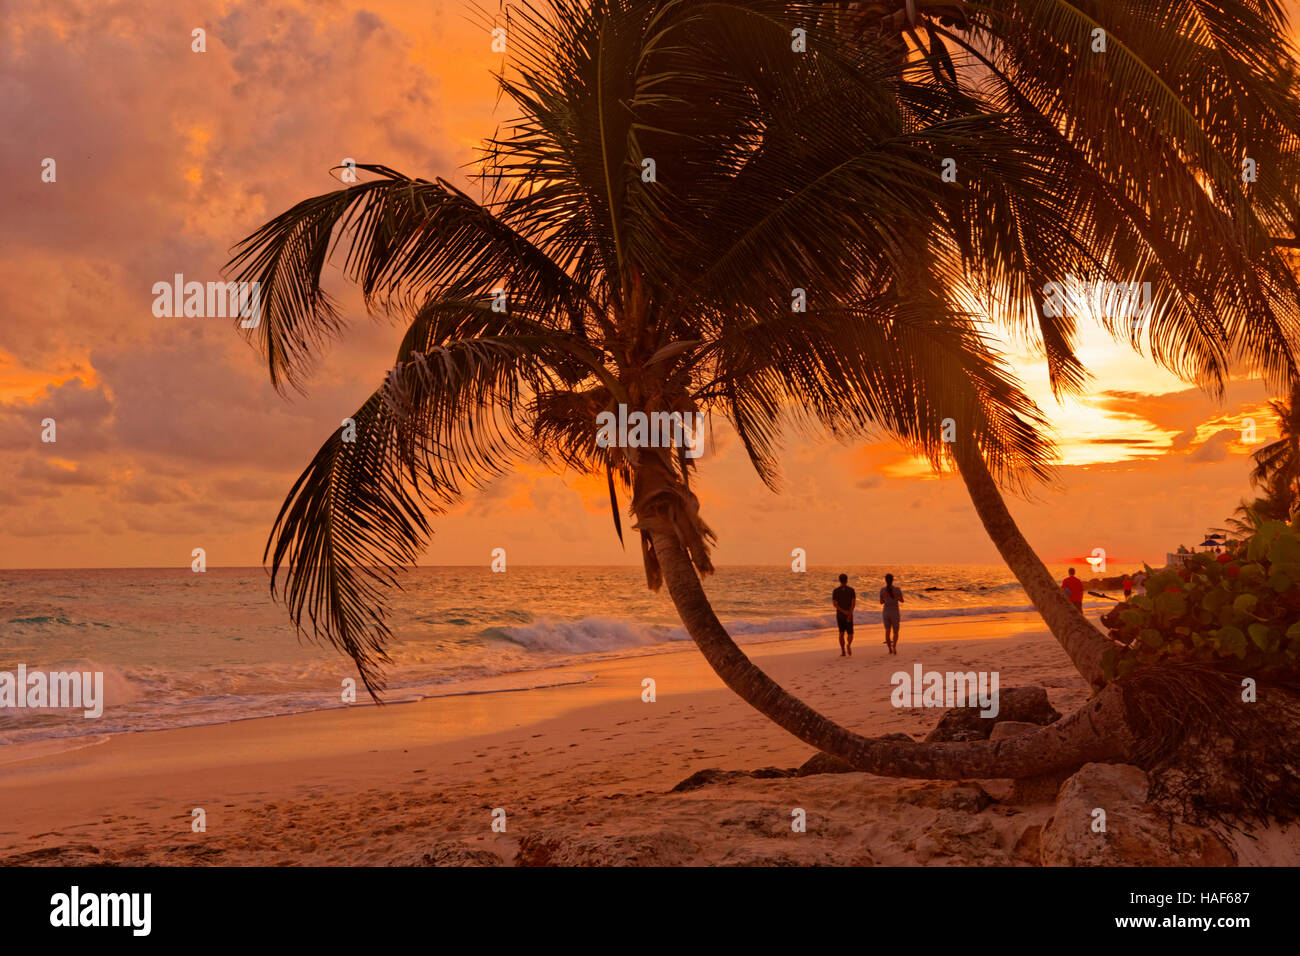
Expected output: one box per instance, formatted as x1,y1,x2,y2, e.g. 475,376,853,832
0,613,1106,865
0,609,1057,762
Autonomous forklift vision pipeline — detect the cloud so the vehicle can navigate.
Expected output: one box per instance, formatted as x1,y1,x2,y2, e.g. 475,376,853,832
209,476,294,501
16,458,107,487
0,377,112,452
4,509,89,537
1087,436,1160,446
115,477,196,505
90,340,377,471
1187,428,1238,464
1095,381,1271,440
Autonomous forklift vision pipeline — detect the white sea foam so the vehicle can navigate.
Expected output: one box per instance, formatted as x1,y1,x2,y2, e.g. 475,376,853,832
493,617,684,652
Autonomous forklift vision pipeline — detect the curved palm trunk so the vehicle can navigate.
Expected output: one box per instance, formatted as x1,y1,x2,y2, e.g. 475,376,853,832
953,444,1112,688
890,223,1112,688
632,457,1134,778
887,225,1110,687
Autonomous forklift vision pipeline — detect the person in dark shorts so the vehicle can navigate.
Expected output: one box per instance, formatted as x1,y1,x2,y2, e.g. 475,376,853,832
880,573,903,654
832,573,856,656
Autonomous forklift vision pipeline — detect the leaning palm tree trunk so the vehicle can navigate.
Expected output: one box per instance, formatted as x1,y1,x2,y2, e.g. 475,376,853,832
953,443,1111,688
892,229,1112,689
632,455,1133,778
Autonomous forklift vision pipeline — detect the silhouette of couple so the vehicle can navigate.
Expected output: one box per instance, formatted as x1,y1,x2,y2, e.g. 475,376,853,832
831,573,903,657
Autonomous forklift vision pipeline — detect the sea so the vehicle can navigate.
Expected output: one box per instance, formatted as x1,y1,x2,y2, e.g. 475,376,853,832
0,564,1107,748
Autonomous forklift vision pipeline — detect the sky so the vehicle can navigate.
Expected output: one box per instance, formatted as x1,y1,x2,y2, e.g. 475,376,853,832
0,0,1294,570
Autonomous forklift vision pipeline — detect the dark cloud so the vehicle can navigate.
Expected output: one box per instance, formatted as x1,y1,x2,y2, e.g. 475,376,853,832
1095,382,1271,438
1169,426,1199,452
0,378,112,452
92,340,380,470
1188,429,1238,464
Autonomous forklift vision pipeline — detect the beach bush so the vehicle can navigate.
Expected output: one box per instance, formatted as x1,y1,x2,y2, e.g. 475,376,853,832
1101,520,1300,681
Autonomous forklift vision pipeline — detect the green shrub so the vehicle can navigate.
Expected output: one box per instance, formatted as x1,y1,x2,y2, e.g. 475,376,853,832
1100,520,1300,681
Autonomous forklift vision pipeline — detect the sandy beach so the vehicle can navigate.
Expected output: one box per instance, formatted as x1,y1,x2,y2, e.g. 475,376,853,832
0,613,1108,866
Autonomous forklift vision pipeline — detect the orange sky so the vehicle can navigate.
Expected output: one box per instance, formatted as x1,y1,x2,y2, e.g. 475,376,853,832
0,0,1293,569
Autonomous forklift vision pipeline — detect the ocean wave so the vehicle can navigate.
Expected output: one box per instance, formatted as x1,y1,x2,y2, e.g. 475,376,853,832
917,582,1023,594
3,614,112,628
727,615,825,635
489,603,1062,654
0,660,143,709
877,601,1108,619
490,613,853,653
905,602,1037,618
490,617,685,653
409,608,533,627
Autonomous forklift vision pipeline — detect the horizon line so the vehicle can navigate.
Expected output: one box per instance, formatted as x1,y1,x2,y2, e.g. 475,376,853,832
0,561,1157,572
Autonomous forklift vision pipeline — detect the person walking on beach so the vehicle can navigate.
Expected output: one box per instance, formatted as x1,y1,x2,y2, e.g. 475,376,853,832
1122,574,1133,600
880,573,903,654
1062,568,1084,610
832,573,856,657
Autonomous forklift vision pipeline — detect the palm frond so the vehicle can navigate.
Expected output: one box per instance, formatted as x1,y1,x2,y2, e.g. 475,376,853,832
226,166,590,391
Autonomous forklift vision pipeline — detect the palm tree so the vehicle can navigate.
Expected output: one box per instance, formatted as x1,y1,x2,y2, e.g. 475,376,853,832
1221,498,1275,541
842,1,1300,689
228,0,1141,779
1219,382,1300,533
1248,382,1300,517
228,0,1300,790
